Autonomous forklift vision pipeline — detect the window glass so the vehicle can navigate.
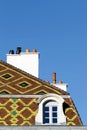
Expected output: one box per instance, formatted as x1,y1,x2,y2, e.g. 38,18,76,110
43,101,58,124
43,106,49,123
53,118,57,123
52,113,57,117
52,106,57,111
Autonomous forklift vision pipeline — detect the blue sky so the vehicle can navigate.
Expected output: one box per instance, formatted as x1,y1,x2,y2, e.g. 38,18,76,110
0,0,87,125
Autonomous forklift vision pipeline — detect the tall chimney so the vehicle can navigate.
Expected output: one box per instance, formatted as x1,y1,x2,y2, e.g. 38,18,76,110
6,48,39,78
52,72,56,84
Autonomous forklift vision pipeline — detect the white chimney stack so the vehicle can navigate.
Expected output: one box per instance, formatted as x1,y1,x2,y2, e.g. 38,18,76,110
6,47,39,78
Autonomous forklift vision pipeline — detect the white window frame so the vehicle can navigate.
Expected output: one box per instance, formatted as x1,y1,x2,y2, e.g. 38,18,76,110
43,101,58,124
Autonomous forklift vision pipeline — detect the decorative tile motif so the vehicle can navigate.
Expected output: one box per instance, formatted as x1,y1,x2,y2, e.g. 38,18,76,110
0,61,82,126
64,98,82,125
19,82,29,87
36,91,46,95
0,62,64,95
2,74,12,79
0,98,37,126
0,97,82,126
0,91,9,94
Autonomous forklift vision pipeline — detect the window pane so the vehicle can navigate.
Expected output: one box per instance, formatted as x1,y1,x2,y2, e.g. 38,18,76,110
44,106,49,111
52,106,57,111
43,118,49,124
53,118,57,123
52,113,57,117
44,113,49,117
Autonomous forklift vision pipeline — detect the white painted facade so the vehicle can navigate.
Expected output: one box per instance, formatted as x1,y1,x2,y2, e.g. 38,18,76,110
6,52,39,78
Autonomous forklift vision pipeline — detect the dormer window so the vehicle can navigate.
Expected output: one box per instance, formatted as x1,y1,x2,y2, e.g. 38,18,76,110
35,94,66,125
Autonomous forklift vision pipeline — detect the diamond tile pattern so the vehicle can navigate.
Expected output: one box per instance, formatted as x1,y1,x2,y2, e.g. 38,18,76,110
0,61,64,95
19,82,29,87
0,98,37,125
0,97,82,126
2,74,12,79
64,98,82,125
0,61,82,126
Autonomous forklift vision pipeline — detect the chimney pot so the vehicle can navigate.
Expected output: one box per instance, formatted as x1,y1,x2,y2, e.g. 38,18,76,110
16,47,22,54
52,72,56,84
32,49,37,53
26,49,30,53
59,81,63,84
9,50,14,54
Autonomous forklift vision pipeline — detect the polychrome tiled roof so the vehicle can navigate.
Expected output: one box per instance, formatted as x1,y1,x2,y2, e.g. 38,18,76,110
0,60,68,95
0,60,83,126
